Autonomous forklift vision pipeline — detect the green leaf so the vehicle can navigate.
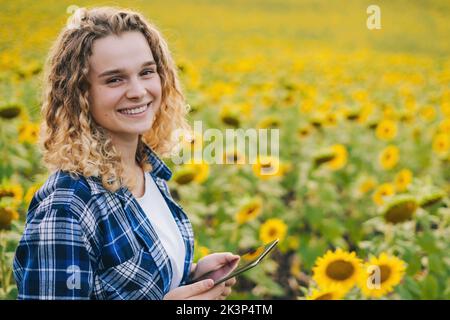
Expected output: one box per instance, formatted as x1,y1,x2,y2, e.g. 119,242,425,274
318,219,345,241
396,284,413,299
428,254,445,275
403,250,422,276
417,232,439,254
403,276,422,298
420,275,439,299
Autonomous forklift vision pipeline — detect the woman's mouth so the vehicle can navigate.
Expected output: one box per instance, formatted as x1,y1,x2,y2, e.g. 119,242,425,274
117,102,152,117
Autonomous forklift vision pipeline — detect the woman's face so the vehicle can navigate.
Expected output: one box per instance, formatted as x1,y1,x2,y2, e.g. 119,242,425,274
87,31,162,142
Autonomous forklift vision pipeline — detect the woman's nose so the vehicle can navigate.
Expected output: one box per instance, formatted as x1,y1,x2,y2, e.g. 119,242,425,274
126,78,147,100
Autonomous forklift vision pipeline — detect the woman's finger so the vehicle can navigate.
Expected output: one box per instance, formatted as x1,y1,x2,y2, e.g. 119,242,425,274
224,277,236,287
190,283,226,300
222,286,232,296
182,279,214,299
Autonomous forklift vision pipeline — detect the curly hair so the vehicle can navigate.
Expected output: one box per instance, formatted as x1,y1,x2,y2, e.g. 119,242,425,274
40,6,190,193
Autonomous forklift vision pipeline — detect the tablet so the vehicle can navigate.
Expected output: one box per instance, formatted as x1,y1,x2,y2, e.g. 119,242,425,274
187,239,279,286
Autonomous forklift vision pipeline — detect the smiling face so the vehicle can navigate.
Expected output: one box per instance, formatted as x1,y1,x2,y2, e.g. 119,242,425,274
87,31,162,143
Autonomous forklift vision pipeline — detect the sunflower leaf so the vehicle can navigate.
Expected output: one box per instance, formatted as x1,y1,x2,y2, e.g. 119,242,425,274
420,275,439,299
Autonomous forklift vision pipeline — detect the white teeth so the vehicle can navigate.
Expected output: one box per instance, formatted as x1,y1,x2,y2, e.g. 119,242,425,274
119,103,150,115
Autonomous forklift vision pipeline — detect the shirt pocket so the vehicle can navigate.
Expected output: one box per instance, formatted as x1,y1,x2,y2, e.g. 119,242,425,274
96,248,167,300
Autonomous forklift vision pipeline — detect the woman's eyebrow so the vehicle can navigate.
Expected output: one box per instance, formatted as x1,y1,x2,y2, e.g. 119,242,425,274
98,60,156,78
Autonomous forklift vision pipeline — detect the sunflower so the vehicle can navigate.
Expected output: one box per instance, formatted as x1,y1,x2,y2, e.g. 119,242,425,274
235,197,263,224
173,165,197,185
372,183,395,206
219,103,251,127
438,119,450,135
0,102,22,119
252,156,283,179
399,110,415,124
286,235,300,251
419,105,436,122
357,176,377,195
299,99,314,114
223,149,245,165
0,207,19,230
185,160,210,184
24,183,42,205
375,119,397,141
309,114,323,129
257,115,281,129
241,247,265,262
383,105,397,119
419,189,446,208
358,105,373,125
18,121,40,144
342,106,362,122
0,184,24,205
312,248,363,293
358,253,406,298
198,246,210,259
326,144,348,171
259,218,287,243
394,169,413,192
432,133,449,156
297,124,313,139
379,145,400,170
208,81,235,102
381,194,418,224
442,101,450,117
306,288,345,300
313,149,336,167
323,112,338,127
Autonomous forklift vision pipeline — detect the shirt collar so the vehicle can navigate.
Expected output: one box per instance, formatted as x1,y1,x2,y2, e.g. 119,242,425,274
85,143,172,195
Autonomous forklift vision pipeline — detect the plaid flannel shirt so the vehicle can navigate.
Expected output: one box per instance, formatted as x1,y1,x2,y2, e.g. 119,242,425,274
13,144,195,300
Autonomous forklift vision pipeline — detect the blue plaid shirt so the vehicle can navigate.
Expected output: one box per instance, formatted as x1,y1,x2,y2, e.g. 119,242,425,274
13,144,195,300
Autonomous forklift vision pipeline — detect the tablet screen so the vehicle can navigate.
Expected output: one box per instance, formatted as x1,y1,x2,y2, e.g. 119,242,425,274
186,239,279,286
213,238,279,285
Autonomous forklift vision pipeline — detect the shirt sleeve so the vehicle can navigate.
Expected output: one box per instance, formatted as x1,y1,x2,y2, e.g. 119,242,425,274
13,204,95,300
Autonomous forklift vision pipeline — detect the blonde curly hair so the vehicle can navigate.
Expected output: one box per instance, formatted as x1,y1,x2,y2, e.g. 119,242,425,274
40,6,190,193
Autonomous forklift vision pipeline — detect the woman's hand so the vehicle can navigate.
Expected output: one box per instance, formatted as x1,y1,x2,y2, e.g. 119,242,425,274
163,279,227,300
191,252,240,282
190,252,240,300
164,252,240,300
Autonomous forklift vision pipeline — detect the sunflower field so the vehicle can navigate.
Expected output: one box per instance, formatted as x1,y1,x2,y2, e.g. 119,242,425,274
1,0,449,300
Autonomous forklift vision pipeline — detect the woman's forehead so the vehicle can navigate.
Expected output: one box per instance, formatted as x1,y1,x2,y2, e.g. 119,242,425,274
89,31,154,75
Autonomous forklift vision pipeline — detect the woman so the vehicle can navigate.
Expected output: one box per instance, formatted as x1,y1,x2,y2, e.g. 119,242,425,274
13,6,239,300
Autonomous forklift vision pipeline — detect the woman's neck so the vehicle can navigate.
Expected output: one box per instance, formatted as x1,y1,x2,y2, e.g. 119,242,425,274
110,134,140,170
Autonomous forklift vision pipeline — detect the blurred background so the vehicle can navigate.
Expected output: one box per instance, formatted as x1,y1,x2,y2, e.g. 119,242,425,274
0,0,449,299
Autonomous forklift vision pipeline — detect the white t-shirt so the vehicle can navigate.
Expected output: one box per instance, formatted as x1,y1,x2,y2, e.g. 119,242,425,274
135,172,186,290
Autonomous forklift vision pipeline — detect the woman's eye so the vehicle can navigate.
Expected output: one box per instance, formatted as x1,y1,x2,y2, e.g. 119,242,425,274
142,69,156,76
107,78,121,84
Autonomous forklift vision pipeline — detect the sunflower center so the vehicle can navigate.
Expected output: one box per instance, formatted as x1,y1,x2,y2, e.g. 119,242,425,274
261,161,272,168
246,207,257,215
315,293,333,300
175,172,196,185
325,259,355,281
268,228,278,237
0,190,15,198
384,201,417,224
379,265,391,283
260,162,276,174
